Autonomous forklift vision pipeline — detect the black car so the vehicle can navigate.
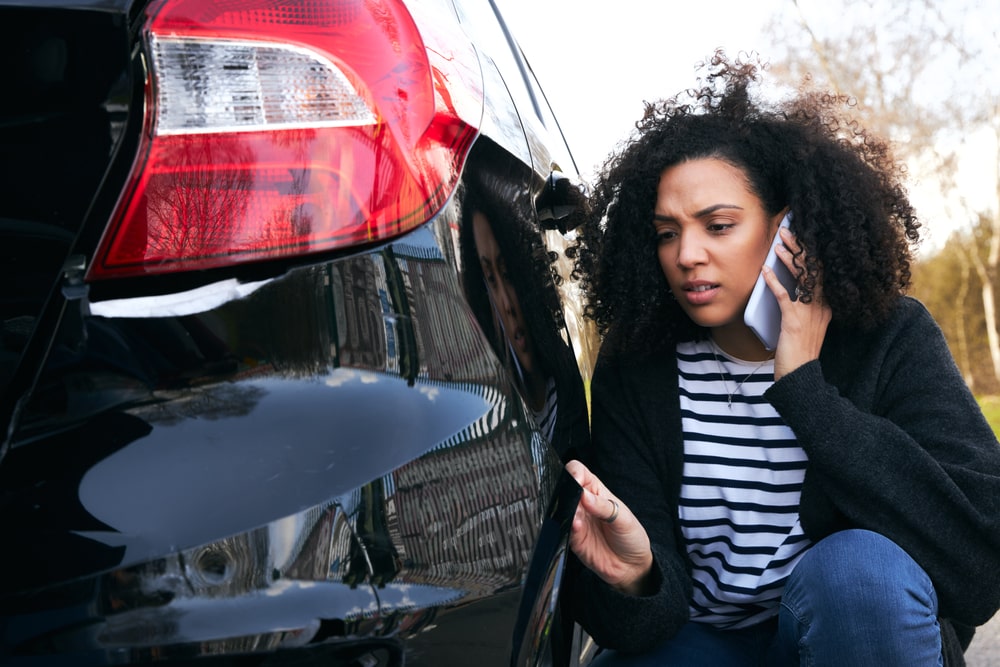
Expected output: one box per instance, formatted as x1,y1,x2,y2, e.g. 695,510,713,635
0,0,597,664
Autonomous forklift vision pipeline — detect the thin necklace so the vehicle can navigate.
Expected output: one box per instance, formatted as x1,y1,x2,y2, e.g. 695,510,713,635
710,343,774,409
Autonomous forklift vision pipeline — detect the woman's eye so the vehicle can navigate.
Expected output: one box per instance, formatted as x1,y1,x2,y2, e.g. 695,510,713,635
656,230,677,243
707,223,734,234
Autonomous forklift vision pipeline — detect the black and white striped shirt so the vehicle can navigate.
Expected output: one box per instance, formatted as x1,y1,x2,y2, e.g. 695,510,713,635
530,375,558,444
676,340,811,628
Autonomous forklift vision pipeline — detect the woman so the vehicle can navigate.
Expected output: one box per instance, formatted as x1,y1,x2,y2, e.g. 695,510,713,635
565,52,1000,666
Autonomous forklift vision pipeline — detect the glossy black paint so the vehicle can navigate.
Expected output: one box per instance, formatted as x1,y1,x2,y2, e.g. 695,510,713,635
2,214,580,665
0,0,592,664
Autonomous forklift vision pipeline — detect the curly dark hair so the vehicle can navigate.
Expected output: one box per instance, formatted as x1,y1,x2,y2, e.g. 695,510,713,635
573,51,921,354
457,142,593,461
457,146,567,373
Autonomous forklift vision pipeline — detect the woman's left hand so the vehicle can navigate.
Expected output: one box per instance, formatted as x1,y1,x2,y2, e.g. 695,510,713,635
565,460,654,596
763,226,832,380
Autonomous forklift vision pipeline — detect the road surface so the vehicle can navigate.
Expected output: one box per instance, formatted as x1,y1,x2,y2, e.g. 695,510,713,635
967,611,1000,666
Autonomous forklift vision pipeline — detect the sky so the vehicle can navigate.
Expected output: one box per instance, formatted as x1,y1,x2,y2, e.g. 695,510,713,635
496,0,999,252
497,0,786,180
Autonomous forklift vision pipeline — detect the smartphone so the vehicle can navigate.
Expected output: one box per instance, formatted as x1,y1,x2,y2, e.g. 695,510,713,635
744,212,798,351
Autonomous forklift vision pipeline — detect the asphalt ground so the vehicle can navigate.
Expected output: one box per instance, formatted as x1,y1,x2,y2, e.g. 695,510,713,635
967,611,1000,666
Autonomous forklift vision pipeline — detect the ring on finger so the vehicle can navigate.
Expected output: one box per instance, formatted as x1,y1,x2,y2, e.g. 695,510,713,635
604,498,620,524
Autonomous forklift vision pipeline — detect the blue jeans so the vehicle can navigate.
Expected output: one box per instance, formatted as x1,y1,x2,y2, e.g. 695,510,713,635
591,530,943,666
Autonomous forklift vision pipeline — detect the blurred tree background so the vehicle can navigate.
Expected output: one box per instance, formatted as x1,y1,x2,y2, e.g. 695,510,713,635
763,0,1000,393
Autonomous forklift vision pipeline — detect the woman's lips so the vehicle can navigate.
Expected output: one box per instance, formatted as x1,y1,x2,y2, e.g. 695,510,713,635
682,282,720,305
510,324,529,352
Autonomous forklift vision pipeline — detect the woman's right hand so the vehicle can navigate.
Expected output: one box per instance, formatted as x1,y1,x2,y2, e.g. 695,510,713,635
565,460,654,596
765,226,832,380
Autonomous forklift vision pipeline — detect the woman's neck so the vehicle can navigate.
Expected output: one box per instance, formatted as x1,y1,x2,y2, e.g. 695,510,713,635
521,369,549,411
710,325,773,361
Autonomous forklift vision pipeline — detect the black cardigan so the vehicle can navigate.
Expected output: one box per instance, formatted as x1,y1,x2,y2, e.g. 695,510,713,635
567,297,1000,666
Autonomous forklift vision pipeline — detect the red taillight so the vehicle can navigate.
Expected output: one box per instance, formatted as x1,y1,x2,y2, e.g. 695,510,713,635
88,0,481,280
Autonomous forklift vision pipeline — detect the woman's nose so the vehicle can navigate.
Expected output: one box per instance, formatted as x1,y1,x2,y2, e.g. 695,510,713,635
495,280,515,314
677,232,707,267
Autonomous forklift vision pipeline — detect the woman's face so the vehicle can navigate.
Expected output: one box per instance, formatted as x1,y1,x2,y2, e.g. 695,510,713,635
653,158,785,338
472,211,537,375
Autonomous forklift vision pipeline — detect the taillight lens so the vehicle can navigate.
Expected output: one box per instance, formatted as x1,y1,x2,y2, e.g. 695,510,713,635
88,0,481,280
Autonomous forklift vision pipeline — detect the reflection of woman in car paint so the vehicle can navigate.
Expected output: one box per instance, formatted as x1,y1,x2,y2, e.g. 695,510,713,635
472,209,554,432
458,160,590,464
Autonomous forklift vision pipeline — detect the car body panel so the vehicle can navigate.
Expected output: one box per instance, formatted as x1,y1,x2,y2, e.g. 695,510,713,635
0,0,591,664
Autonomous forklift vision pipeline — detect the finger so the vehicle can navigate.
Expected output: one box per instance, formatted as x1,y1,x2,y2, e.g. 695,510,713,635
565,459,588,486
773,240,802,284
761,265,793,306
582,490,619,522
778,226,802,254
566,461,631,526
776,227,829,302
578,487,625,525
603,498,621,524
565,460,607,497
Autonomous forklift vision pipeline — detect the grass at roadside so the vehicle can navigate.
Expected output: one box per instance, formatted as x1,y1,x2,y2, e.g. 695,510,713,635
977,395,1000,437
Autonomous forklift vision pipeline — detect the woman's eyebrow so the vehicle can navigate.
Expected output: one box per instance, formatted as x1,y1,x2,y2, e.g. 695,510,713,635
653,204,744,223
695,203,743,217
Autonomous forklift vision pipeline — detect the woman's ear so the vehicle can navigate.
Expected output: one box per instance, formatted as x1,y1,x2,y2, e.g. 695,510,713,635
769,206,791,235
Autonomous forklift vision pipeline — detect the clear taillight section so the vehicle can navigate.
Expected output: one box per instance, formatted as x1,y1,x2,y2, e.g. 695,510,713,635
88,0,480,280
152,37,376,133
